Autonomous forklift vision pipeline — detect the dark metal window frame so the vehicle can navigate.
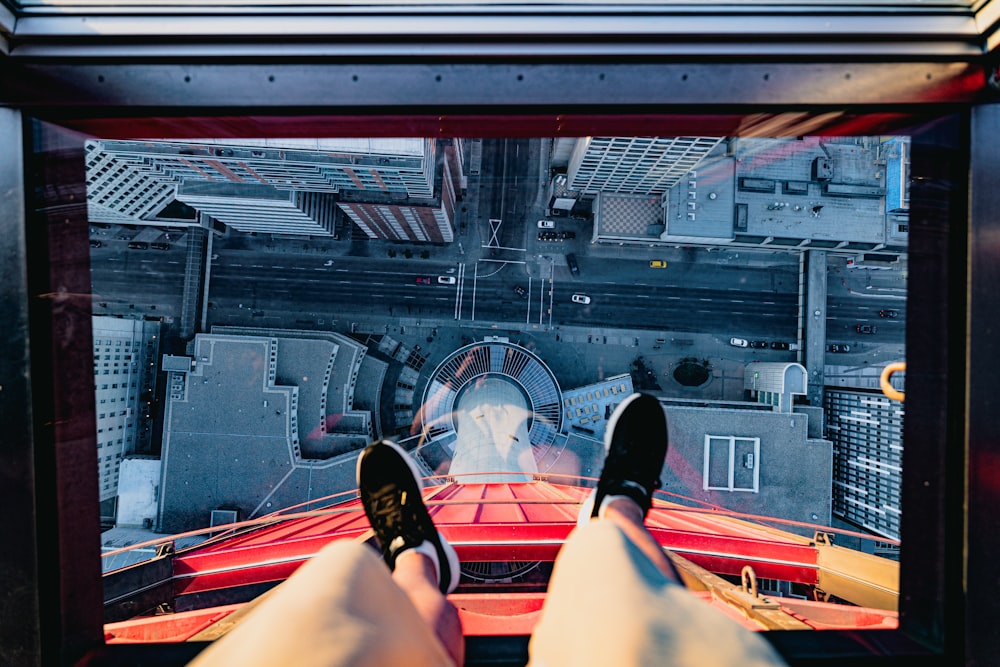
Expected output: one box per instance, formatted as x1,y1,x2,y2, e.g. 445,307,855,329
0,48,995,666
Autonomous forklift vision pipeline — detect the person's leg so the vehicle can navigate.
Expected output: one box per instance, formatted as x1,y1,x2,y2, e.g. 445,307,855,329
529,519,786,667
189,540,455,667
575,391,680,582
392,550,465,666
529,393,786,667
600,496,681,583
357,439,464,665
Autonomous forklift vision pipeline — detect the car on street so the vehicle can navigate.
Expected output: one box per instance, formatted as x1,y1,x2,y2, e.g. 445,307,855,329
415,276,432,285
829,343,852,353
770,341,799,351
571,294,591,304
513,285,528,299
89,240,102,248
127,241,149,250
749,340,768,349
730,337,749,347
566,253,580,276
438,276,456,285
857,323,878,334
537,219,555,229
879,309,899,318
150,242,170,250
649,260,668,268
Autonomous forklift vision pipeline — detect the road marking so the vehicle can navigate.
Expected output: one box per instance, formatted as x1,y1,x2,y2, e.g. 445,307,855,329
479,245,526,252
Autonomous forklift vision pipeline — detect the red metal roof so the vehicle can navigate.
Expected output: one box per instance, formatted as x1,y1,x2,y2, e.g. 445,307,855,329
105,480,897,643
171,481,819,598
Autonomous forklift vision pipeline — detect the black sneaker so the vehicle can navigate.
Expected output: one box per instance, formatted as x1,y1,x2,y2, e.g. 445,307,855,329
590,392,668,519
356,440,459,594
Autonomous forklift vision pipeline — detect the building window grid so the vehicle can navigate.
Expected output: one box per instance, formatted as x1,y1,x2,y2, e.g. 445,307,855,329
825,390,903,540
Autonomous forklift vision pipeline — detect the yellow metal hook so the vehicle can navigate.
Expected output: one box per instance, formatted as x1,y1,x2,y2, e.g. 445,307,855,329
880,362,906,402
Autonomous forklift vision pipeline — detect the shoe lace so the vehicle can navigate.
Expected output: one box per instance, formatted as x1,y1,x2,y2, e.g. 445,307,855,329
368,484,407,534
368,484,427,560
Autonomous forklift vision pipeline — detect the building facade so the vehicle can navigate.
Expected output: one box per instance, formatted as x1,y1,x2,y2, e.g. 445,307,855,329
567,136,725,195
177,183,340,237
823,387,904,540
92,316,162,504
85,137,461,241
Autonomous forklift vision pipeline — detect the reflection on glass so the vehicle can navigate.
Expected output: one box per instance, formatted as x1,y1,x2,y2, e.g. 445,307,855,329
89,135,906,634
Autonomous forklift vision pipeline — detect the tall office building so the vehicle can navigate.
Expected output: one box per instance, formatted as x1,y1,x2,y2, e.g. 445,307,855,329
91,138,436,197
824,387,904,540
86,141,177,225
92,316,162,505
337,151,459,242
177,183,340,237
566,136,724,195
86,138,460,241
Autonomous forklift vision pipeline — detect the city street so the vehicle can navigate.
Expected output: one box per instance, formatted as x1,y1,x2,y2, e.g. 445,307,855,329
86,135,907,421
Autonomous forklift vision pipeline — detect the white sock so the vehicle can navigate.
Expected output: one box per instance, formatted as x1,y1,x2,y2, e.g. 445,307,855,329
597,494,631,519
578,490,633,527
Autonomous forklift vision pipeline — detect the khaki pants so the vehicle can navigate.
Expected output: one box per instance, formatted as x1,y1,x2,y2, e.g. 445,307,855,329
528,521,787,667
192,521,786,667
189,540,455,667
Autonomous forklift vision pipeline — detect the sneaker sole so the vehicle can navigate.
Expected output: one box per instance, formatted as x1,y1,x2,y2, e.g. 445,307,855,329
592,392,666,519
355,440,460,594
603,392,645,455
356,439,425,495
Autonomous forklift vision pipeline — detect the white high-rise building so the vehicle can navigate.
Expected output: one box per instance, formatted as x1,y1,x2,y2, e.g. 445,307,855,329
85,142,177,225
89,137,436,199
177,183,339,237
85,137,461,241
567,136,724,195
92,316,161,503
